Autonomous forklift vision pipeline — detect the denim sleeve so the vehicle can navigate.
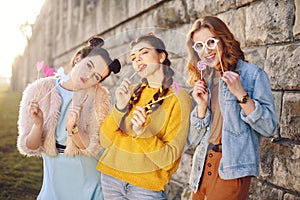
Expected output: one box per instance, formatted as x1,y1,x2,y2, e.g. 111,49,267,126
240,69,277,137
186,106,211,149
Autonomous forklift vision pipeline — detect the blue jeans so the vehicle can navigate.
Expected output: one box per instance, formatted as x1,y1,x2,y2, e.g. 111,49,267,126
101,173,167,200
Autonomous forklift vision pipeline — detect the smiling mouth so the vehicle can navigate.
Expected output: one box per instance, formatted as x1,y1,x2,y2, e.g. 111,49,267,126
205,54,216,62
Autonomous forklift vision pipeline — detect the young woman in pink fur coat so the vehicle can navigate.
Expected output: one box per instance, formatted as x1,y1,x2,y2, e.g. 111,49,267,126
17,36,121,200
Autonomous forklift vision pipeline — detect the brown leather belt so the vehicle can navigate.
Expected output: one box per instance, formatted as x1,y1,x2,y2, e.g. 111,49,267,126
207,143,222,152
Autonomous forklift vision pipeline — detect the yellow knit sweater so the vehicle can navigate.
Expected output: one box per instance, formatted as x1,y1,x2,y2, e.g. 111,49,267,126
97,85,192,191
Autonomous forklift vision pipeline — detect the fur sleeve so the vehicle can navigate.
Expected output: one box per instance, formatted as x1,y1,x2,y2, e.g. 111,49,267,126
17,80,42,156
83,84,110,157
17,78,60,157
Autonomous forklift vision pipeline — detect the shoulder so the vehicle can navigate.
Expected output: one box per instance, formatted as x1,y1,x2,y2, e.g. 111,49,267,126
22,77,57,98
237,60,266,77
172,86,193,109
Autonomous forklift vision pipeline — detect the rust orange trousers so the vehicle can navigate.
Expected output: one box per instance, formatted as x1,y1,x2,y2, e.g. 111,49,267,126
192,150,251,200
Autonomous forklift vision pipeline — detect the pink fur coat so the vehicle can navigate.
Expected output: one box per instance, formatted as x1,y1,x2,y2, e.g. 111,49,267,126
17,77,110,157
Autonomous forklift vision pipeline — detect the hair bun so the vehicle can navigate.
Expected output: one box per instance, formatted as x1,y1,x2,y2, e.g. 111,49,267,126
109,59,121,74
88,36,104,47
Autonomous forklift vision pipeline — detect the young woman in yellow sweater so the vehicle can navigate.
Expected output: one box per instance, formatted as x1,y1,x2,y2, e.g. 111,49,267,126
97,33,192,199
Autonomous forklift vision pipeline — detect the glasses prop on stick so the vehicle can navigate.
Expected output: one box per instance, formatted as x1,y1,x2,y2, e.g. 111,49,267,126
192,38,224,74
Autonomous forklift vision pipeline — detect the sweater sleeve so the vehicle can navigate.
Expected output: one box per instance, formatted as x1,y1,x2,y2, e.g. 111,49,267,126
99,105,128,148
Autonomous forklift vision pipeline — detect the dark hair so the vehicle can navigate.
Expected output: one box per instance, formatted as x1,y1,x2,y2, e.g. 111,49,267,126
186,16,245,84
70,35,121,80
119,33,174,131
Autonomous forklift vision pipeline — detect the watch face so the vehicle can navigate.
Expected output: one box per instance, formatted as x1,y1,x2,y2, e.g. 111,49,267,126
241,97,247,103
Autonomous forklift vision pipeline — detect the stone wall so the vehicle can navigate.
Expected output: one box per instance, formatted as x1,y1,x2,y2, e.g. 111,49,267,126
11,0,300,199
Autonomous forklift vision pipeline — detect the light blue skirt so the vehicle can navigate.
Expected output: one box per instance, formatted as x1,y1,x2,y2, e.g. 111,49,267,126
37,153,103,200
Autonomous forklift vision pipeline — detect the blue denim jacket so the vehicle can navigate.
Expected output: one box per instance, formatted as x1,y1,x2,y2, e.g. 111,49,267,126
186,60,277,192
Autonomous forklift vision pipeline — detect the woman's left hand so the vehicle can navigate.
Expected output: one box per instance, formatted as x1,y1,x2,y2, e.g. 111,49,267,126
130,106,147,136
221,71,247,98
66,105,82,132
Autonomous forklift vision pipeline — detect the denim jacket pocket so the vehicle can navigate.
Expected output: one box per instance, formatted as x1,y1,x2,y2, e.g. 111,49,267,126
222,89,252,136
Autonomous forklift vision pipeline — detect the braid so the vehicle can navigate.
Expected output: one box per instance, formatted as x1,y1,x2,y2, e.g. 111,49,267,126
119,78,148,131
145,58,174,114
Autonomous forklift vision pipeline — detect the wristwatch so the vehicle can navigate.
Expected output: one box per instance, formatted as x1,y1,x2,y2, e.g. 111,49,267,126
237,93,249,104
70,125,79,135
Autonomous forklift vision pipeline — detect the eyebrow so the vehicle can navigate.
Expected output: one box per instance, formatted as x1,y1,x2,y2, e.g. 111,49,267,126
87,60,95,68
130,47,151,56
87,60,102,78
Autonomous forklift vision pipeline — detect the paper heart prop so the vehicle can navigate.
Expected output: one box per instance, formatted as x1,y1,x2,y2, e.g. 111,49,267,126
36,61,44,72
44,65,56,77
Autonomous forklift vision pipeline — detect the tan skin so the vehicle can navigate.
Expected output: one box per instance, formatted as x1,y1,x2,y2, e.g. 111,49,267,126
192,28,255,118
26,55,110,150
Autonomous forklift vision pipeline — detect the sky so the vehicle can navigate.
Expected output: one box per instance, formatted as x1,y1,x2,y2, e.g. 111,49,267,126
0,0,45,78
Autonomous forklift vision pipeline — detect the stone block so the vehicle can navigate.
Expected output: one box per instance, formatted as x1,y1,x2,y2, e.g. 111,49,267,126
165,180,184,200
265,44,300,90
272,91,283,138
248,179,284,200
171,58,191,88
185,0,235,21
155,0,189,29
236,0,257,7
281,93,300,140
244,46,267,70
218,8,246,47
260,137,276,179
284,193,300,200
158,26,190,58
245,0,294,45
293,0,300,39
170,152,193,184
272,143,300,192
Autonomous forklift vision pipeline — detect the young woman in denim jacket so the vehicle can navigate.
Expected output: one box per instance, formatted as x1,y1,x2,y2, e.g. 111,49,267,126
185,16,277,200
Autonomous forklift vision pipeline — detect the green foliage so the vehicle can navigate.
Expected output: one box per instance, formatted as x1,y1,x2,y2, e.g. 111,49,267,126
0,84,42,200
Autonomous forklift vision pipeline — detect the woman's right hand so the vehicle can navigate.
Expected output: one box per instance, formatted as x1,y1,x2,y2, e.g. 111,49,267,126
28,101,44,127
115,78,132,110
192,80,209,118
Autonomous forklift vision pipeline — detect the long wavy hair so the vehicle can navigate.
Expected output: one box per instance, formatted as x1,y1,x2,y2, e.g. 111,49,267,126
119,33,174,131
186,16,245,85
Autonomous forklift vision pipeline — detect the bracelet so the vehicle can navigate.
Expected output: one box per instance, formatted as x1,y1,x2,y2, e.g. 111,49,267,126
68,125,79,136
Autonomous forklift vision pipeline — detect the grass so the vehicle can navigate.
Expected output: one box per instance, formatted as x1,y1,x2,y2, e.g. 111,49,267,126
0,84,43,200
